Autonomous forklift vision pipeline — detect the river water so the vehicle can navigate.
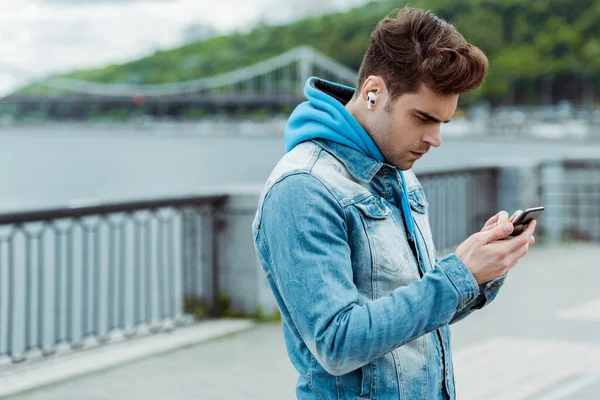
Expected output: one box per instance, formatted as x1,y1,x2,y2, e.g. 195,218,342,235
1,120,599,213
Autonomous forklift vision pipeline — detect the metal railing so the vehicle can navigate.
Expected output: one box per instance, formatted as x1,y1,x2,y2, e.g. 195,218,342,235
541,159,600,242
419,168,499,252
0,195,226,363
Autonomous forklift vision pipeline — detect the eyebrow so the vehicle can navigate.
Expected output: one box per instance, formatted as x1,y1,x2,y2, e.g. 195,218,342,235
414,109,451,124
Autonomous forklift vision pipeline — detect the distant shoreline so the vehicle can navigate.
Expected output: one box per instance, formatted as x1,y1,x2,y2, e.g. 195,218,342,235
1,118,598,143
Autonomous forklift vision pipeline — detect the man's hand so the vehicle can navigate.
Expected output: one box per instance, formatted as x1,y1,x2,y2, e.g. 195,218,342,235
456,211,537,285
480,210,523,232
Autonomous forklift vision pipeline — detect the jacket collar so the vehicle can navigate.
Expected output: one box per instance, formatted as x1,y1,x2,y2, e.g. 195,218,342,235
312,139,395,183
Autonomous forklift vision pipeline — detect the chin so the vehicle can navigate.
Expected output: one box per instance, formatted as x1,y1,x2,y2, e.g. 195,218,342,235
395,160,416,171
385,153,415,171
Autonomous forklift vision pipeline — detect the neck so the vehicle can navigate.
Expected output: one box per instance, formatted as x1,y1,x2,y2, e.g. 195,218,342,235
345,96,369,132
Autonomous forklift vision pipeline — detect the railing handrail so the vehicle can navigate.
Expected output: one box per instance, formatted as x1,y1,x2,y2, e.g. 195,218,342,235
0,194,228,225
6,154,600,225
417,165,499,178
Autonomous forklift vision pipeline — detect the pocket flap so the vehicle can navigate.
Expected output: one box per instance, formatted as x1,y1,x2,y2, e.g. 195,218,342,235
408,189,428,214
353,196,392,219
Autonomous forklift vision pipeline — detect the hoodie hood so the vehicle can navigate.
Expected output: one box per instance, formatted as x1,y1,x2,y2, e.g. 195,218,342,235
284,77,384,162
283,77,419,245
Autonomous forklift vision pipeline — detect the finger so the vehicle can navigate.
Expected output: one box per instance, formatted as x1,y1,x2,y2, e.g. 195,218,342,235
481,216,498,231
503,220,537,252
481,223,496,232
529,235,535,245
505,242,530,270
480,221,513,243
482,211,509,232
508,210,523,223
521,219,537,236
497,210,510,224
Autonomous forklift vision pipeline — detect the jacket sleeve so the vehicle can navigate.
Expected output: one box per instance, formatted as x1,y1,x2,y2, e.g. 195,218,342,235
449,273,507,324
255,173,480,376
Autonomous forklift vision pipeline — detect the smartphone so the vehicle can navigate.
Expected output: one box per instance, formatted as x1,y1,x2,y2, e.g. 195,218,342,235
510,206,544,236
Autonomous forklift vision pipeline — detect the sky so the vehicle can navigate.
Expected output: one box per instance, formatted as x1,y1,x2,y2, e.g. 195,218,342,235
0,0,369,95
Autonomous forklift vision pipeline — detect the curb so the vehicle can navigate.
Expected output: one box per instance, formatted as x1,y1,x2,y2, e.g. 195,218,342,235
0,319,256,398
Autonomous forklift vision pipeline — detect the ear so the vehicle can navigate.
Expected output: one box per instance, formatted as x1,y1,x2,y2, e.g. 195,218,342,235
360,75,388,108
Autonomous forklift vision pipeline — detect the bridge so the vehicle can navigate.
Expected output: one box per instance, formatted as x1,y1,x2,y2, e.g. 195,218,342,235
0,47,358,119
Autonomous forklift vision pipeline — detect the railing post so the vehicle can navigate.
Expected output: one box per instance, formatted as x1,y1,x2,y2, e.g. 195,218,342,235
210,203,226,317
540,160,564,242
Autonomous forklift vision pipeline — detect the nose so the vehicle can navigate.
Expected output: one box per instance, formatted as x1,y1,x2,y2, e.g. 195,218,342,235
423,126,442,148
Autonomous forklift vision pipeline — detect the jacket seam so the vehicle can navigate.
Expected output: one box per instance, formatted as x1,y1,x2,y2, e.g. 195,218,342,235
421,336,428,399
308,355,325,400
355,205,377,299
415,223,434,270
392,350,405,399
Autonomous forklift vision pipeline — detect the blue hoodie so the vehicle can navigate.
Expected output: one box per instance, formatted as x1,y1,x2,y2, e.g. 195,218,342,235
284,77,384,161
283,76,419,249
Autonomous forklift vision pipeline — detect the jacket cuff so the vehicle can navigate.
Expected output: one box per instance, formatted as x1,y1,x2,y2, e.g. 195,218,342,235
438,254,480,310
481,274,507,303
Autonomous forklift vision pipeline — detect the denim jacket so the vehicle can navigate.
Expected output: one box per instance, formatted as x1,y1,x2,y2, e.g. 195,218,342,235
252,139,505,399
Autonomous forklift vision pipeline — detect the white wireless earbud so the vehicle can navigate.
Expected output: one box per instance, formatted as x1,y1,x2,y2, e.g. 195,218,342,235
366,92,377,110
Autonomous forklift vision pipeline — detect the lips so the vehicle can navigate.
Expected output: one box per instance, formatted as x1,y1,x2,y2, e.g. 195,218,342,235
411,151,426,159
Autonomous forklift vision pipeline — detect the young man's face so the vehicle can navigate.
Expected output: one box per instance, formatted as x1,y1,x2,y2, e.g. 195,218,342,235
366,82,458,171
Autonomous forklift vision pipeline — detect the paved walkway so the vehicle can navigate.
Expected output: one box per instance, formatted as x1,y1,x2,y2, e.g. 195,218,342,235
6,243,600,400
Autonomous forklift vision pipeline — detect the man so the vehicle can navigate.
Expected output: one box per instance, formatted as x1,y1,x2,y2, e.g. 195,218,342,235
252,7,536,400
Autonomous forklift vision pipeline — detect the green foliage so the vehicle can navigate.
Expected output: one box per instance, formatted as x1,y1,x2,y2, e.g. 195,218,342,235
218,292,232,317
184,294,207,319
254,305,282,322
41,0,600,104
103,108,131,120
184,107,209,118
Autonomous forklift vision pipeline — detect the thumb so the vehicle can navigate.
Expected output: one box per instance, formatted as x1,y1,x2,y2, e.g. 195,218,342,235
481,222,513,243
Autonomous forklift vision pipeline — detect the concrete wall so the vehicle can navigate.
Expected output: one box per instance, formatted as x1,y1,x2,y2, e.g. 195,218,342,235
218,187,278,317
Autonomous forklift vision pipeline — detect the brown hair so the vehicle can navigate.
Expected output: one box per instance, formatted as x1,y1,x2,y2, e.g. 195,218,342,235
356,8,488,100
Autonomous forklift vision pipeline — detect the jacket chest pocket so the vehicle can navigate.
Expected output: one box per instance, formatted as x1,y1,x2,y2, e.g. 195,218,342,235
352,196,418,281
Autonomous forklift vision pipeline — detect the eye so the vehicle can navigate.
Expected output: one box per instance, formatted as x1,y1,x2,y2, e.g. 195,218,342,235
415,115,428,123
